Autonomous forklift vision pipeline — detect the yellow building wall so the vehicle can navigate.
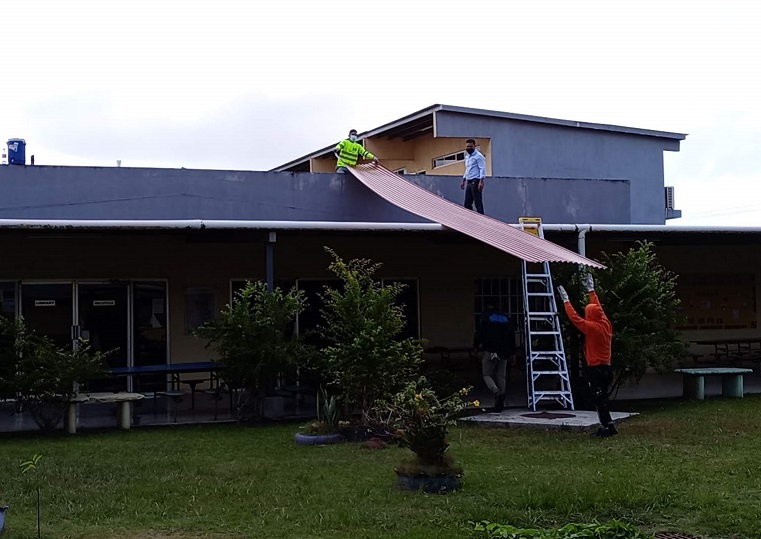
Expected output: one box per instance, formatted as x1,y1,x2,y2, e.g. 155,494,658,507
310,135,492,176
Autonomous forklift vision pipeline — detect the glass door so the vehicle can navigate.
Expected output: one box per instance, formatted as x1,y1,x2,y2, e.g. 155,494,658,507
77,283,130,388
20,283,75,349
132,281,168,392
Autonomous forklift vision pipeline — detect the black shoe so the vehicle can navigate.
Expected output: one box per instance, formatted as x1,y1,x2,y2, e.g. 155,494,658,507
592,425,618,438
493,394,505,413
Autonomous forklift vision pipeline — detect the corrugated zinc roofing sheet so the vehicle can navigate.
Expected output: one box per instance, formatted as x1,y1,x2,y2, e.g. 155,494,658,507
348,164,605,268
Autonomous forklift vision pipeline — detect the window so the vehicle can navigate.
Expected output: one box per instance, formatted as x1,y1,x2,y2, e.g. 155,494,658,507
184,287,215,333
474,277,523,346
382,278,420,339
432,147,480,169
432,151,465,169
394,168,407,175
0,282,17,319
296,279,341,348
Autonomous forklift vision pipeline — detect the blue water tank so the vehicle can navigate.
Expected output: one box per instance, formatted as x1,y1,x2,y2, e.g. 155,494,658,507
7,138,26,165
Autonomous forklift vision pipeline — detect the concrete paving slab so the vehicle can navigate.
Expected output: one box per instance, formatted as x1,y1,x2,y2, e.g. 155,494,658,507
459,408,638,431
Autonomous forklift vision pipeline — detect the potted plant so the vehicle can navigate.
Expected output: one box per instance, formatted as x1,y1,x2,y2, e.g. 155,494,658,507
295,386,344,445
195,281,312,422
384,377,476,493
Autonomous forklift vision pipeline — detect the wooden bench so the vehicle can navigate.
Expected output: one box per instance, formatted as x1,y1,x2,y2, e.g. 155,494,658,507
674,368,753,401
65,392,145,434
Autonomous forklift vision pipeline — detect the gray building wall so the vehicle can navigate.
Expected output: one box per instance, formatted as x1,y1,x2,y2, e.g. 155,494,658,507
0,165,629,224
435,111,679,224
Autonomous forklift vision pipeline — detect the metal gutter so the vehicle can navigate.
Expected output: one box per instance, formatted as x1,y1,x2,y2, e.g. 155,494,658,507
0,219,445,232
3,219,758,234
542,224,761,233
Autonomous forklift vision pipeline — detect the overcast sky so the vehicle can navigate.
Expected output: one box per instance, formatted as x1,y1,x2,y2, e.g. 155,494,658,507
2,0,759,225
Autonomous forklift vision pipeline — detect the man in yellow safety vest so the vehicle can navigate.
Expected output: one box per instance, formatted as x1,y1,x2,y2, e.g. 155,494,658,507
334,129,379,173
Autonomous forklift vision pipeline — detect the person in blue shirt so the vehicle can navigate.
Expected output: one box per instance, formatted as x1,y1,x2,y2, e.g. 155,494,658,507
459,138,486,214
476,305,516,412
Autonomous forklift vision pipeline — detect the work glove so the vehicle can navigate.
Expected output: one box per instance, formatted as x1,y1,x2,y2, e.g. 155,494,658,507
557,286,569,303
583,273,595,292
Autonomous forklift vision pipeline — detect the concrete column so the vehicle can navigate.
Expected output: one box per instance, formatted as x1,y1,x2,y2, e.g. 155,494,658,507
266,231,277,292
117,402,132,429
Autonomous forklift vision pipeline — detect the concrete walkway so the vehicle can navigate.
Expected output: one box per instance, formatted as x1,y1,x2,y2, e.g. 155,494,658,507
459,409,637,431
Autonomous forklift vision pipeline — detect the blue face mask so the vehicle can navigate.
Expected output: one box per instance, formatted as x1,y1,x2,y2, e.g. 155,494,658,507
349,134,358,142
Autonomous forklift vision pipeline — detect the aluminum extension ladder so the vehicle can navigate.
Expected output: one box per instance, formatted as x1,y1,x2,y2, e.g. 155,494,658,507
519,217,575,411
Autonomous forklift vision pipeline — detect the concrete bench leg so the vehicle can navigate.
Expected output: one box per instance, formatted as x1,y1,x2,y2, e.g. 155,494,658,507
65,403,78,434
721,374,744,398
683,375,705,400
117,401,132,429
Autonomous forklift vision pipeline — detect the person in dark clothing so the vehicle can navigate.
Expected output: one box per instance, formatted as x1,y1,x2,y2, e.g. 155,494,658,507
476,305,516,412
558,273,618,437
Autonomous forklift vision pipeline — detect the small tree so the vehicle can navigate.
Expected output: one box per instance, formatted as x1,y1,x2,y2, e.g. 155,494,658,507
0,317,108,431
318,248,422,423
558,241,688,396
20,454,43,539
195,280,311,421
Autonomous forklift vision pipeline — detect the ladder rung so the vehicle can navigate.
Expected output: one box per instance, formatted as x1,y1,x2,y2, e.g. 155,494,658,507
534,391,573,396
531,370,567,375
530,331,561,335
527,312,558,317
526,292,554,297
526,274,551,279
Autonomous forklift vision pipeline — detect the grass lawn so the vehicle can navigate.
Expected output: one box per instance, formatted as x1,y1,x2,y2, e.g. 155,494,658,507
1,396,760,539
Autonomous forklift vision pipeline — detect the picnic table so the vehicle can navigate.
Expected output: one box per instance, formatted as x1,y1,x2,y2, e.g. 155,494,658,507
65,392,145,434
674,368,753,401
690,338,761,365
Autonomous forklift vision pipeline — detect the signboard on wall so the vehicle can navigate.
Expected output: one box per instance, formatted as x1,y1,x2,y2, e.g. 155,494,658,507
34,300,56,307
675,273,757,330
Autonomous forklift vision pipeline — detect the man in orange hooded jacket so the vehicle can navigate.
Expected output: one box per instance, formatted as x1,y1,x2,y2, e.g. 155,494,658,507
558,274,618,437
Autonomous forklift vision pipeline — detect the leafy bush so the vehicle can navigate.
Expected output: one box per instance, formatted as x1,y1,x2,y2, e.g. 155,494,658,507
0,316,108,431
472,520,653,539
195,280,312,421
382,377,474,474
0,317,111,431
318,248,422,423
556,241,688,396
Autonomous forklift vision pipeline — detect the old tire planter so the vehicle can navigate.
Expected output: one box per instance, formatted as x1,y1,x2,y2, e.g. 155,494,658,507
294,432,344,445
395,471,462,493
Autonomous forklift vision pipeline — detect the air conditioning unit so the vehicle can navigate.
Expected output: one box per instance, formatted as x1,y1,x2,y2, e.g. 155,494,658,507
665,186,675,210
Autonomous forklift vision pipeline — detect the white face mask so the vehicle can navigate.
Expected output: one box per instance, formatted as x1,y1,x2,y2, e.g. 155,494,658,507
349,134,358,142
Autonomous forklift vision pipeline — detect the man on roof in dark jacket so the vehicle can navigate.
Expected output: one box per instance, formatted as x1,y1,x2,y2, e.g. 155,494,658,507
476,305,516,412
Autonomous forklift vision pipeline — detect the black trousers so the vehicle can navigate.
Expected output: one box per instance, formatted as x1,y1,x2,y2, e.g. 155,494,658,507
587,364,613,428
464,180,484,214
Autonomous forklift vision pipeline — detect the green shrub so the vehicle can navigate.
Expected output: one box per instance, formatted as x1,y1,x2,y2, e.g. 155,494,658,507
317,248,422,423
0,317,108,431
472,520,653,539
195,280,312,421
